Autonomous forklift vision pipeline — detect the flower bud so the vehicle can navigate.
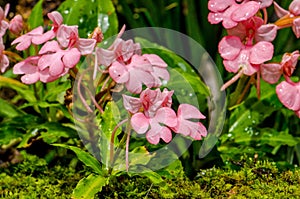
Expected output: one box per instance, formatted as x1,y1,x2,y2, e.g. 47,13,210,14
9,14,23,35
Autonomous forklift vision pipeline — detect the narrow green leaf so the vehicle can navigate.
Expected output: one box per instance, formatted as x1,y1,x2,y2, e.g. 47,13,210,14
52,144,103,175
28,0,44,29
72,173,108,199
0,98,24,118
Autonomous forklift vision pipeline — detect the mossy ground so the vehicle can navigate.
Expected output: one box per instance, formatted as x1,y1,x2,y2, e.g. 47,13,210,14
1,152,300,198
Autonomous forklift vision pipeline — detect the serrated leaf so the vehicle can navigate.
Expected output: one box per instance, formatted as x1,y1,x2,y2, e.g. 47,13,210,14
53,144,103,175
72,173,108,199
28,0,44,29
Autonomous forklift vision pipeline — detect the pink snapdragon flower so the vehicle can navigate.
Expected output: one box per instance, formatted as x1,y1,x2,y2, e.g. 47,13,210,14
9,14,23,35
0,40,9,73
274,0,300,38
0,4,9,37
171,104,207,140
13,56,66,84
208,0,260,29
276,81,300,118
109,54,169,94
261,50,299,84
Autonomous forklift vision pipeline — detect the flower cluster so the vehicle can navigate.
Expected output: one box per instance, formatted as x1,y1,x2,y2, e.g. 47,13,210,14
208,0,300,118
12,11,96,84
3,5,207,146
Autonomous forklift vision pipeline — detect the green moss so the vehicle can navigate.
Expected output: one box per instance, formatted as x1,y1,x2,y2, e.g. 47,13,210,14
1,153,300,198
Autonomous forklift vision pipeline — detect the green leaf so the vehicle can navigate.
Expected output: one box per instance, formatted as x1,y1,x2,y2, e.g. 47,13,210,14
28,0,44,29
58,0,118,38
53,144,103,175
72,173,108,199
0,98,24,118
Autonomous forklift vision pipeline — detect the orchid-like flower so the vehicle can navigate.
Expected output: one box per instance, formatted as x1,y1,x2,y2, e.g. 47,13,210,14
208,0,260,29
276,80,300,118
227,16,277,43
109,54,169,94
13,56,66,84
56,25,96,55
124,88,176,144
38,40,81,76
11,26,45,50
261,50,299,84
274,0,300,38
124,88,207,144
171,104,207,140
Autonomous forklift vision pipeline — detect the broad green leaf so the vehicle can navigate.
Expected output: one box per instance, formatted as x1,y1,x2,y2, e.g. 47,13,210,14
38,122,78,144
53,144,103,175
260,128,299,147
28,0,44,29
72,173,108,199
58,0,118,38
98,101,121,168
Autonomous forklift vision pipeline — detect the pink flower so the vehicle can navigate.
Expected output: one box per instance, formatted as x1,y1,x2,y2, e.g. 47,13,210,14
0,41,9,73
9,14,23,35
32,11,63,45
96,38,141,67
131,108,177,144
127,88,177,144
227,16,277,43
109,55,156,94
208,0,260,29
56,25,96,55
219,36,274,76
0,4,9,37
171,104,207,140
261,50,299,84
11,26,44,50
276,81,300,118
13,56,65,84
38,40,81,76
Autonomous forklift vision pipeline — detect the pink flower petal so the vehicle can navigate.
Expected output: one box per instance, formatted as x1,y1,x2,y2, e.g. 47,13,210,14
208,0,235,12
292,18,300,38
109,61,129,83
126,69,155,93
96,47,116,66
77,38,96,55
143,54,168,68
21,73,40,84
39,40,60,54
32,30,55,45
47,11,63,27
290,0,300,15
231,1,260,22
260,63,282,84
255,24,278,42
63,48,81,68
250,41,274,64
178,104,206,120
131,112,149,134
273,2,289,18
154,107,177,128
122,95,141,113
276,81,300,111
218,36,243,60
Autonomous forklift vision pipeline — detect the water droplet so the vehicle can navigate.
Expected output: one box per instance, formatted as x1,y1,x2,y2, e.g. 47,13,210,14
228,133,232,137
63,10,69,14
